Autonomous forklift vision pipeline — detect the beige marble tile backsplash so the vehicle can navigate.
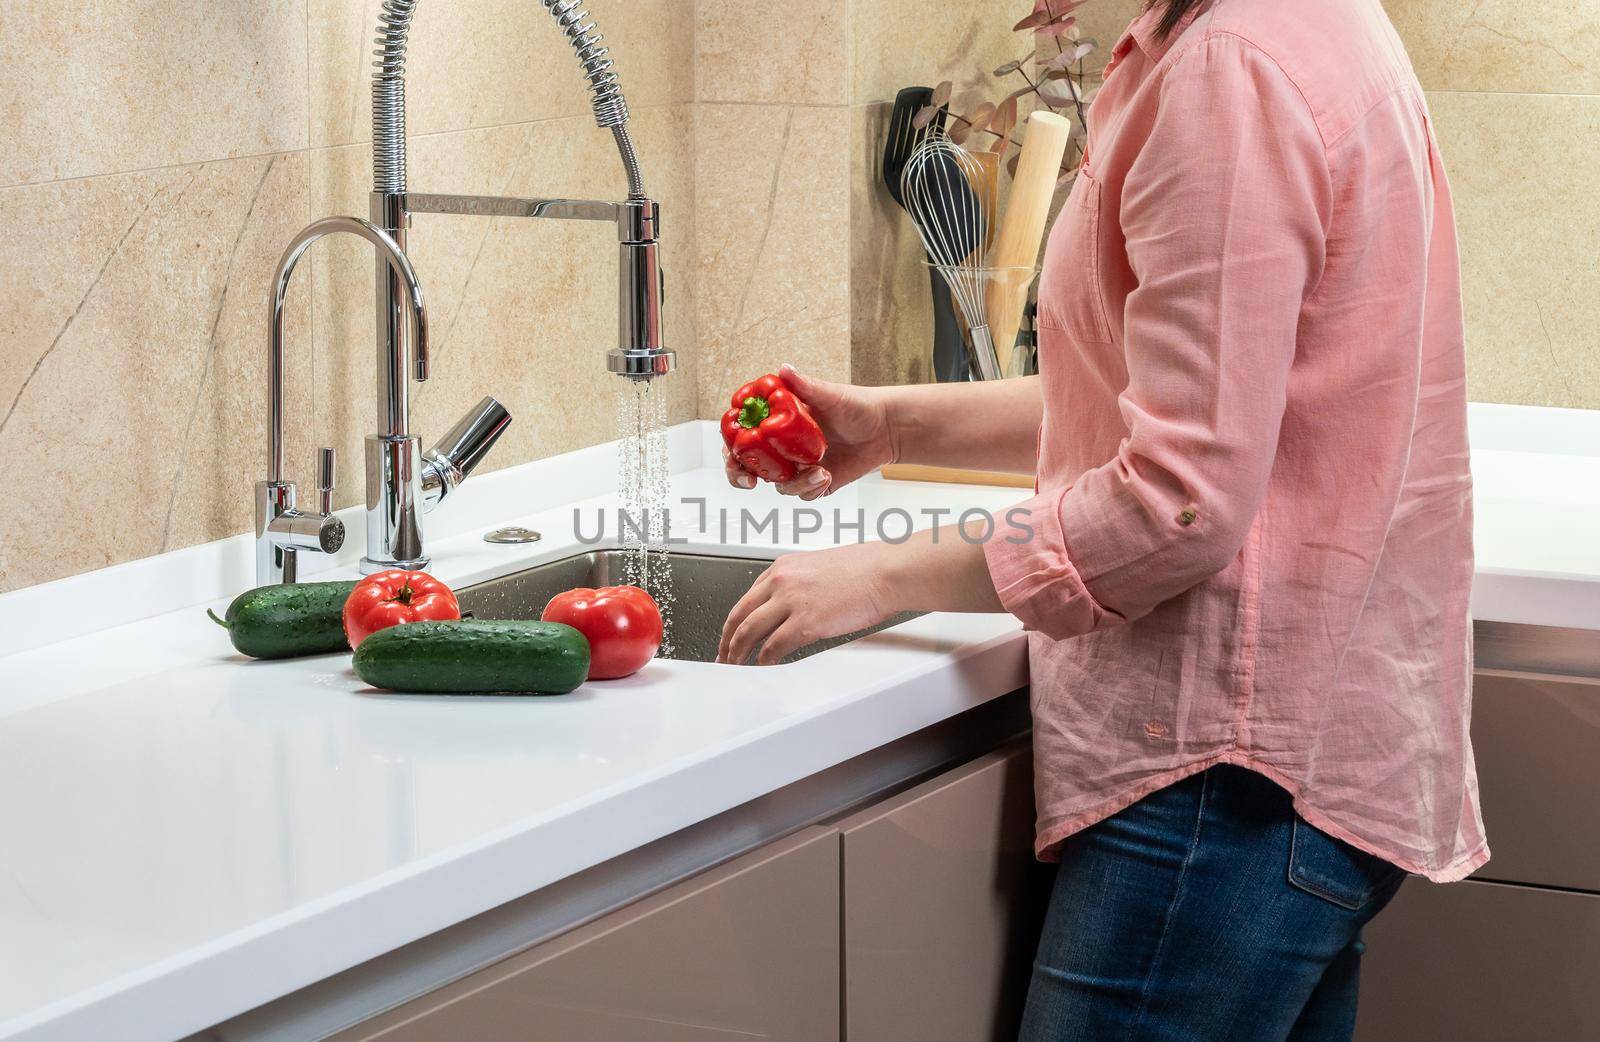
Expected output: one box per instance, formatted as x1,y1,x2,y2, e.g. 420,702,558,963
0,0,697,593
692,103,851,419
695,1,849,105
0,3,311,187
1,0,1594,592
0,154,314,590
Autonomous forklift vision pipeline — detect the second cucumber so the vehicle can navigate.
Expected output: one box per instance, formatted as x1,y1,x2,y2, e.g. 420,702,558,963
352,619,591,695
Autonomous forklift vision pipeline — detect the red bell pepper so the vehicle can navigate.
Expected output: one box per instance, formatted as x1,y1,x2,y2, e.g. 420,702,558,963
541,585,664,679
720,373,827,483
342,570,461,649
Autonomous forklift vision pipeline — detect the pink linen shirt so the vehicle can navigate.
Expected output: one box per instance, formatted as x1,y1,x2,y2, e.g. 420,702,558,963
982,0,1486,882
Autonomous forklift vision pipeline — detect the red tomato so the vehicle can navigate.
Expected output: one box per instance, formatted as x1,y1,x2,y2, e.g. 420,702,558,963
343,570,461,649
541,585,663,679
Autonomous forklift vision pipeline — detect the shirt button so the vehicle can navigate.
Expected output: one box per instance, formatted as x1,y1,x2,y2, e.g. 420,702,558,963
1145,721,1169,738
1177,508,1197,527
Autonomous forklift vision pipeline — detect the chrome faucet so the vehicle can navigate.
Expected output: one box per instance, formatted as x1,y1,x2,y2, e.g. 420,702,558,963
257,0,670,585
257,216,421,584
257,215,511,584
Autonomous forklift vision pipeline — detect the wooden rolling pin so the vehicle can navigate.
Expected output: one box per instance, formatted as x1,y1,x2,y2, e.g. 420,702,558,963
985,110,1072,375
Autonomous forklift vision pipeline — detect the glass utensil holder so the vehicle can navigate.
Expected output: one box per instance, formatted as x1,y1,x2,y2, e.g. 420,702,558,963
925,263,1039,381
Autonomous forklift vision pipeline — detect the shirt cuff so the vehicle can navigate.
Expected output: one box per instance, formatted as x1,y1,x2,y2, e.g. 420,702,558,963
983,485,1121,640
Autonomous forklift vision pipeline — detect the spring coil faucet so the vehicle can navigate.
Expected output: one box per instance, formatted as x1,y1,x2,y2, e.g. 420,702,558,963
372,0,646,198
257,0,673,584
370,0,415,195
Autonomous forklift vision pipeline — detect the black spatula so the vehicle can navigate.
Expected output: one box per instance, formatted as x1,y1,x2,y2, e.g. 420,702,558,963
883,86,969,384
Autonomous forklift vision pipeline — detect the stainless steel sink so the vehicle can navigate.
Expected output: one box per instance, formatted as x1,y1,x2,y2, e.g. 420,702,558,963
457,550,917,664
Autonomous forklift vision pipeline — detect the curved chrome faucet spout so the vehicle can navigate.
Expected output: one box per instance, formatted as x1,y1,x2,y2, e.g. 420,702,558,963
267,216,427,484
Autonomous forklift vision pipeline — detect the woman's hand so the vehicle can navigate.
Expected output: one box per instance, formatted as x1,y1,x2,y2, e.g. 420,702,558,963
716,543,896,665
716,519,1007,665
725,364,896,500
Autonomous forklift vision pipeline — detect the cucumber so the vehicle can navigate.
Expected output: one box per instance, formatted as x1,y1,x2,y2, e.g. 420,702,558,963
352,619,591,695
208,581,358,660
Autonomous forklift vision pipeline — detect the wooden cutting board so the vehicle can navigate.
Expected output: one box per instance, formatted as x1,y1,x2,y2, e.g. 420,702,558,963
880,463,1034,488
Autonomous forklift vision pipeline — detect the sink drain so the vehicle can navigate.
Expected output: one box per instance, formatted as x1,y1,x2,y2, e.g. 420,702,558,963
483,526,542,545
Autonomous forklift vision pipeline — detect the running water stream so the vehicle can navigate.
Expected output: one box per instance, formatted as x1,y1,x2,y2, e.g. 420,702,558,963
616,379,676,655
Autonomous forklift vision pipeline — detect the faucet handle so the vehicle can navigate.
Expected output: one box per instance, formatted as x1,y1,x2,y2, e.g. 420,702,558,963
421,397,513,511
261,449,344,583
316,447,336,516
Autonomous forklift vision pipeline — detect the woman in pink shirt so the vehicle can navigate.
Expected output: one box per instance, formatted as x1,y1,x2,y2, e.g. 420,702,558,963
718,0,1485,1036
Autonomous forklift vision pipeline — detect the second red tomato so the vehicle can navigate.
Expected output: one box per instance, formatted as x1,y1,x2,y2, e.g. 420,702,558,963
541,585,663,679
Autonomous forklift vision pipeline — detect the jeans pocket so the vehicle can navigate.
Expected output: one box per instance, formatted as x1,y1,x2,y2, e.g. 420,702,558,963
1287,817,1406,911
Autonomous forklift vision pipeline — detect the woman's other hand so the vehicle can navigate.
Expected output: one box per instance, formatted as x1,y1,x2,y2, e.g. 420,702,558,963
725,364,896,500
716,517,1006,665
716,543,895,665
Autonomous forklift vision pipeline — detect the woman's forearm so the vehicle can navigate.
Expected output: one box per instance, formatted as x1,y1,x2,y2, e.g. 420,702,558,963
879,376,1043,473
881,520,1007,613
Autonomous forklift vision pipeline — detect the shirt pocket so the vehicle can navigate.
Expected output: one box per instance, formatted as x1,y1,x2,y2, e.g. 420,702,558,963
1037,164,1113,345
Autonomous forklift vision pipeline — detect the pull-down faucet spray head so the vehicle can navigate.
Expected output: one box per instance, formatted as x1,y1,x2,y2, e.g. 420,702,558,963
540,0,674,382
606,197,672,380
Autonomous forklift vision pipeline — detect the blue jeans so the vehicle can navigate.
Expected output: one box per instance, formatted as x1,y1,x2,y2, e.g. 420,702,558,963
1018,765,1406,1042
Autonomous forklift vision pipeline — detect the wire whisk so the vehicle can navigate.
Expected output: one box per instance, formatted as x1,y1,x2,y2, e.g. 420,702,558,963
900,135,1005,380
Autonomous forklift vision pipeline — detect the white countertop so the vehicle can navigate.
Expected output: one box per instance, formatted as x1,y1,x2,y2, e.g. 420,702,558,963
1,408,1596,1042
0,423,1029,1042
1465,404,1600,630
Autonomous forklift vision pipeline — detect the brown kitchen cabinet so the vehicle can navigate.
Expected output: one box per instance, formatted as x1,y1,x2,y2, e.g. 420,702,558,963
1355,878,1600,1042
318,743,1047,1042
1468,671,1600,891
1353,666,1600,1041
837,743,1052,1042
327,826,842,1042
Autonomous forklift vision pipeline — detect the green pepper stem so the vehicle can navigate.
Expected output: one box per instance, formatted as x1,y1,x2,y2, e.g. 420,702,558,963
737,396,770,428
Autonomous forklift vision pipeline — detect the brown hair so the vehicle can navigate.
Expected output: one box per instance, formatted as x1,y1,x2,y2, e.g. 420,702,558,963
1151,0,1201,39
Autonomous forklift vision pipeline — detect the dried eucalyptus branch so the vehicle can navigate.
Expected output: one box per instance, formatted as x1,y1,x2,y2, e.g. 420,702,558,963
914,0,1103,186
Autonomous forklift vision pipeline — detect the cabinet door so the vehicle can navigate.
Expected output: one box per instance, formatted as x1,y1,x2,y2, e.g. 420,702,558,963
1355,879,1600,1042
331,827,840,1042
838,743,1050,1042
1470,671,1600,890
